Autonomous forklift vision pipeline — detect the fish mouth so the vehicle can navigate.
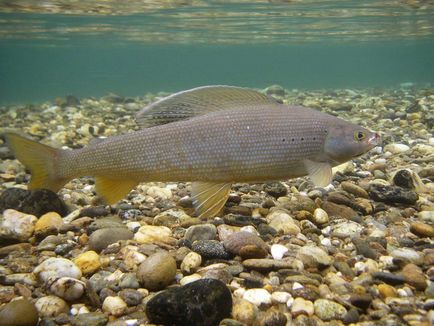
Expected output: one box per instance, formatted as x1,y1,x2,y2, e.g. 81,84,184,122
368,133,382,147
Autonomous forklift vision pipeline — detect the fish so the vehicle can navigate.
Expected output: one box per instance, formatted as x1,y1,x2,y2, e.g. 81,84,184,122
4,85,381,218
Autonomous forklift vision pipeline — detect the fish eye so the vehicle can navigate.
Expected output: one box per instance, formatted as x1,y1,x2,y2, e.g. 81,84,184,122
354,131,366,141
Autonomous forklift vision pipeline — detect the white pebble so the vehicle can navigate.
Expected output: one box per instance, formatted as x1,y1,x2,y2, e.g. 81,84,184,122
320,238,332,247
35,295,69,317
34,258,82,284
291,297,314,316
240,225,259,235
180,273,202,286
270,244,288,260
292,282,304,290
181,252,202,274
429,138,434,146
102,296,127,316
243,288,272,306
384,143,410,154
49,277,86,301
0,209,37,241
271,291,291,304
313,208,329,224
233,288,246,298
374,158,386,164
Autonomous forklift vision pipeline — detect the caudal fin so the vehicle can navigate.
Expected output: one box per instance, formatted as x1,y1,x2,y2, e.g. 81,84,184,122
4,132,68,192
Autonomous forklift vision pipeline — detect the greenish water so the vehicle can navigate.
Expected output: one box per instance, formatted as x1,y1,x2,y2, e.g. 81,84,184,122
0,1,433,105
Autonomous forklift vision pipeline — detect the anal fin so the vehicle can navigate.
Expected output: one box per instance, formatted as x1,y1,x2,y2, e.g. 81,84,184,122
304,160,333,187
95,177,138,205
191,182,232,218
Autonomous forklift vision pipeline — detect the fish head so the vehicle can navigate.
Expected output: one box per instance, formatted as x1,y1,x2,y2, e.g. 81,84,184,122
324,121,381,164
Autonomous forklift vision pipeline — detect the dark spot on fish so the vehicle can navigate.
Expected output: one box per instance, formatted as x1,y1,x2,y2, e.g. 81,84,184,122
282,138,286,142
291,138,295,142
313,137,316,140
301,137,304,141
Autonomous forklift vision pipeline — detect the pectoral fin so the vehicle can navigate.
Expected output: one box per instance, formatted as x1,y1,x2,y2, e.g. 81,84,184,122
304,160,333,187
95,177,138,205
191,182,232,218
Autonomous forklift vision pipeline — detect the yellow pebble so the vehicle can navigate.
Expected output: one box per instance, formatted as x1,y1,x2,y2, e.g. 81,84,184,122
378,283,397,298
34,212,63,234
73,251,101,274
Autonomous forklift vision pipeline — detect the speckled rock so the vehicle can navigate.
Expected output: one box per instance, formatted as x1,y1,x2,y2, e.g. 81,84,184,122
384,143,410,154
34,257,82,283
332,221,363,237
223,231,268,259
314,298,347,321
192,240,231,259
146,278,232,326
137,251,176,291
73,251,101,274
88,227,133,252
0,188,68,217
0,209,37,242
263,182,287,198
297,246,332,268
35,295,69,317
390,248,423,265
369,184,418,205
242,258,296,271
0,298,39,326
184,224,217,242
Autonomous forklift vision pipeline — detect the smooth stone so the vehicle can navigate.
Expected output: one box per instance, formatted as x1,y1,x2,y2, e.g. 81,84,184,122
263,182,288,198
291,297,314,317
0,209,37,241
184,224,217,242
296,246,332,268
270,244,288,260
341,181,369,198
137,252,176,291
34,212,63,237
401,263,427,290
223,231,268,259
88,217,124,232
34,257,82,284
312,208,329,225
372,272,406,285
256,307,287,325
349,294,373,310
271,291,291,304
134,225,174,244
321,201,358,219
384,143,410,154
153,208,185,227
146,279,232,326
147,186,172,200
70,312,108,326
0,298,39,326
181,252,202,274
332,221,363,238
79,206,109,218
265,85,286,97
392,169,415,189
378,284,398,298
48,277,86,301
352,238,378,259
267,210,300,235
0,188,68,217
410,221,434,237
0,242,31,257
390,248,423,265
242,258,296,271
118,289,144,306
243,288,272,307
73,250,101,274
180,273,202,286
88,227,133,252
418,211,434,222
314,298,347,321
369,184,418,205
102,296,127,317
35,295,69,317
192,240,231,260
231,298,257,325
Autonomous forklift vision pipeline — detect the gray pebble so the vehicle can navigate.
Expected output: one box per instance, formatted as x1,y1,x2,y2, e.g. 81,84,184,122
192,240,231,259
88,227,133,252
184,224,217,242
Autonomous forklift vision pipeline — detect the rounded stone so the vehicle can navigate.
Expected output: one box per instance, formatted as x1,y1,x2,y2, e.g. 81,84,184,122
0,209,37,241
88,227,133,252
232,298,257,325
378,284,397,298
291,297,314,317
34,257,82,284
35,295,69,317
73,250,101,274
270,244,288,260
341,181,368,198
192,240,231,259
401,263,427,290
70,312,108,326
134,225,173,244
34,212,63,237
102,296,127,317
266,210,300,235
314,299,347,321
312,208,329,225
384,143,410,154
0,298,39,326
296,246,332,268
184,224,217,242
181,251,202,274
410,222,434,238
48,277,86,301
137,251,176,291
223,231,268,259
146,278,232,326
243,288,272,307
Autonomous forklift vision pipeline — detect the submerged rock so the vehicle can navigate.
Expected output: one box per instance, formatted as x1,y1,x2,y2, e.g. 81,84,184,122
369,184,418,205
146,278,232,326
0,298,39,326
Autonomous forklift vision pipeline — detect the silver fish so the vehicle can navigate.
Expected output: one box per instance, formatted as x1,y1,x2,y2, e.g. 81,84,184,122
5,86,380,218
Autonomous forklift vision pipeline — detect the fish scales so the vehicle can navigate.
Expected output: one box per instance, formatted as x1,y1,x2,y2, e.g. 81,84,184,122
60,105,327,182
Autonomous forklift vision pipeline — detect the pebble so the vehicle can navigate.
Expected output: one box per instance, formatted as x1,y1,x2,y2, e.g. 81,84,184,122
372,272,406,285
181,251,202,274
313,298,347,321
48,277,86,301
146,279,232,326
118,289,143,306
266,210,300,235
263,182,287,198
341,181,368,198
410,221,434,237
401,263,427,290
231,298,257,325
184,223,217,242
369,184,418,205
35,295,69,317
270,244,288,260
180,273,202,285
243,288,272,307
34,211,63,237
88,227,133,252
34,257,82,284
378,284,398,298
73,250,101,274
192,240,231,259
297,246,332,268
0,298,39,326
291,297,314,317
223,231,268,259
102,296,128,317
0,209,37,241
390,248,423,265
70,312,108,326
134,225,174,244
147,186,172,200
312,208,329,225
137,251,176,290
242,258,297,271
384,143,410,154
271,291,291,304
332,221,363,237
418,210,434,222
321,201,358,219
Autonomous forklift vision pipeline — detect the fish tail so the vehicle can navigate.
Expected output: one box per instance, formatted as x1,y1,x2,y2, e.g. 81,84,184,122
4,132,69,192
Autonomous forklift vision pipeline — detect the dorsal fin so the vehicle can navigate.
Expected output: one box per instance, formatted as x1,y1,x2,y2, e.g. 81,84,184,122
135,85,279,128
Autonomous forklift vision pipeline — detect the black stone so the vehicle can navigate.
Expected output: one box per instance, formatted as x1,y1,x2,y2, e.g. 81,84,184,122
191,240,232,260
349,294,372,310
79,206,109,218
263,182,288,199
392,169,414,189
343,307,360,324
369,184,418,205
372,272,406,285
146,278,232,326
0,188,68,216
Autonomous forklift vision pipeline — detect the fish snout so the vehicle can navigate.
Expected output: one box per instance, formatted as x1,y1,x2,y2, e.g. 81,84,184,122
368,132,382,146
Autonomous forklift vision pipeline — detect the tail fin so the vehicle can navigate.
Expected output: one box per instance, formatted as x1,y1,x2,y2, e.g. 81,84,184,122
4,132,68,192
